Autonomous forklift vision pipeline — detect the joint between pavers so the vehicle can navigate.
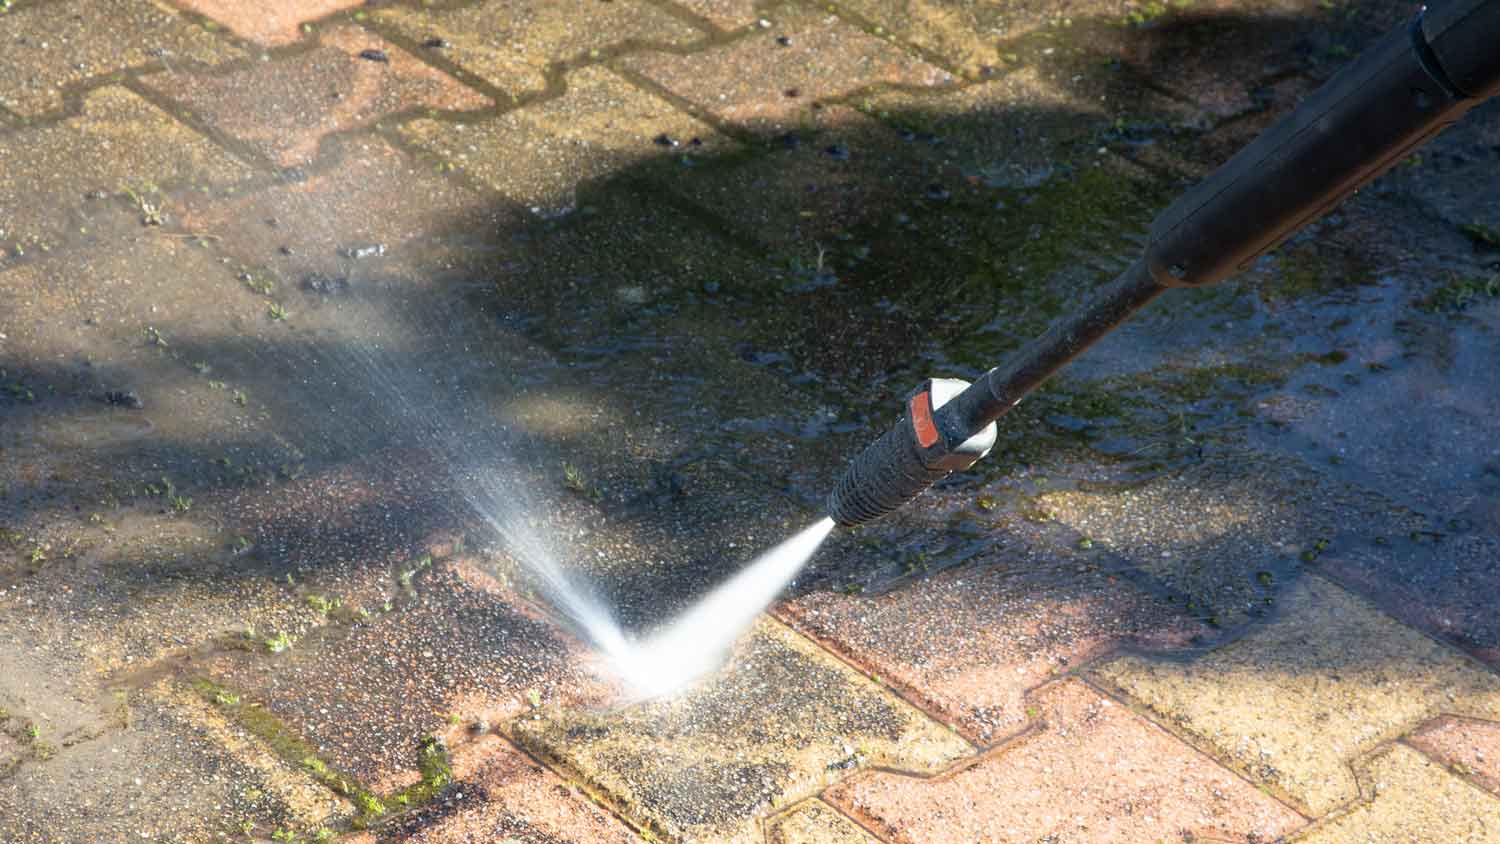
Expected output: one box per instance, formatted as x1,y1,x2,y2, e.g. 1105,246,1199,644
794,0,974,82
498,716,674,843
760,796,900,844
1307,569,1500,684
760,613,982,758
1083,572,1500,820
640,0,738,37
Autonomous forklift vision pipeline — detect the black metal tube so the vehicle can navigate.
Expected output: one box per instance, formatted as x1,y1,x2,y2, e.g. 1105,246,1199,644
936,259,1164,441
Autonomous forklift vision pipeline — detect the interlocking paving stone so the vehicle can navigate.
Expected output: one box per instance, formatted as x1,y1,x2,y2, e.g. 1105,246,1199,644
400,65,733,216
1291,744,1500,843
512,618,973,844
354,732,638,843
1408,716,1500,798
0,0,244,118
828,678,1306,844
1036,448,1426,628
146,679,351,831
169,133,515,284
1093,576,1500,816
202,559,613,794
778,550,1203,744
855,66,1110,188
620,3,953,135
166,0,365,46
768,800,879,844
374,0,702,100
142,24,488,168
0,677,333,844
826,0,1063,77
1321,533,1500,669
0,84,250,258
660,104,939,251
669,0,763,30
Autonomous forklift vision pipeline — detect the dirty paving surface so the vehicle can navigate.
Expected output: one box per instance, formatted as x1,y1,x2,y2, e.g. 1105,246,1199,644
3,0,1500,842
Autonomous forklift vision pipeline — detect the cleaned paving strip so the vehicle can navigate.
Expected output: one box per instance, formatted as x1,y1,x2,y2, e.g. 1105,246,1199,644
1093,576,1500,816
828,678,1305,844
512,618,973,843
778,543,1203,744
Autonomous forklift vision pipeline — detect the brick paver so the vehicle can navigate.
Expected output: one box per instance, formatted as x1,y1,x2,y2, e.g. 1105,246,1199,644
169,133,513,284
356,732,639,843
513,618,973,844
0,84,251,259
1038,449,1425,628
1322,533,1500,669
1408,716,1500,797
142,24,489,168
203,559,613,794
373,0,703,100
671,0,763,30
0,0,243,118
1093,576,1500,816
1290,744,1500,843
620,4,954,135
778,550,1202,744
829,678,1305,844
768,800,879,844
400,65,733,216
167,0,364,46
661,104,939,251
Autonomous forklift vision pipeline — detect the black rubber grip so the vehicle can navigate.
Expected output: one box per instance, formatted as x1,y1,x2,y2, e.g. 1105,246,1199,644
827,415,949,527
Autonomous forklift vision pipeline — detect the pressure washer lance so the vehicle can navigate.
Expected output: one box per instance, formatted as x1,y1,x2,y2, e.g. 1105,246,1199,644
828,0,1500,528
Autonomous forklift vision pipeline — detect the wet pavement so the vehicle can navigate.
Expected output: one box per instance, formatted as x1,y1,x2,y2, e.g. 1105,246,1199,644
3,0,1500,842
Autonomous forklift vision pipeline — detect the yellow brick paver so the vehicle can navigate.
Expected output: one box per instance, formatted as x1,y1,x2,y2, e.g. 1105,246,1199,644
1094,576,1500,816
400,65,733,216
1292,744,1500,843
769,800,880,844
375,0,702,99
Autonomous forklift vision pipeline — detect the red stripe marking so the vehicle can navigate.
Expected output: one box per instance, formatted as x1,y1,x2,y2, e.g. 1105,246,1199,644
910,391,939,448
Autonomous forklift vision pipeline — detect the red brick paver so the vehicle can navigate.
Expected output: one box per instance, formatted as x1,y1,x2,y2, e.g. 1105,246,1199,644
0,0,243,118
620,4,954,135
1408,716,1500,797
361,733,638,843
778,557,1202,744
143,24,488,167
167,0,365,46
827,678,1306,844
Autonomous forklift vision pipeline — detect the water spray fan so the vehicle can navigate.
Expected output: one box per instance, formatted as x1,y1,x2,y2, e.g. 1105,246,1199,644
829,0,1500,528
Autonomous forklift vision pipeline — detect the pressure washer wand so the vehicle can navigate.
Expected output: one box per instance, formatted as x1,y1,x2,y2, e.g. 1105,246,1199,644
828,0,1500,528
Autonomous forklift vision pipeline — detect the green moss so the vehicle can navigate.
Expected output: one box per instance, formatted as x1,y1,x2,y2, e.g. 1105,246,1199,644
1269,243,1374,301
1415,273,1500,313
1458,222,1500,248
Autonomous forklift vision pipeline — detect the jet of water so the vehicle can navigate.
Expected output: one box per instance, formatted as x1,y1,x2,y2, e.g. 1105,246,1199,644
603,517,836,701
